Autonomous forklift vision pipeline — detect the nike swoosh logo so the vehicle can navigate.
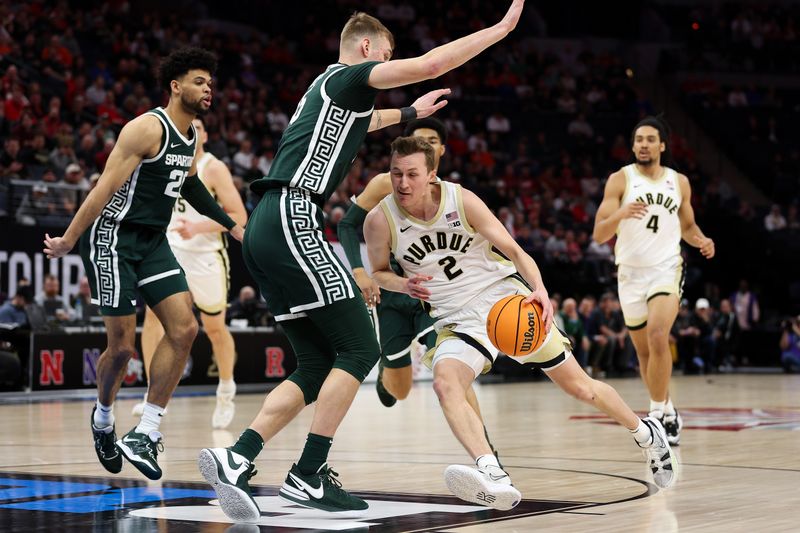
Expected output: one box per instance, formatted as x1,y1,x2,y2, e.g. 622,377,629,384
487,472,508,482
400,226,412,233
288,472,324,499
219,451,249,483
170,142,182,148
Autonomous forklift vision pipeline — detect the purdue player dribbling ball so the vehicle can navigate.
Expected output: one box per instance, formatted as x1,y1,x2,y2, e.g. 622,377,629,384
364,136,676,509
593,116,715,445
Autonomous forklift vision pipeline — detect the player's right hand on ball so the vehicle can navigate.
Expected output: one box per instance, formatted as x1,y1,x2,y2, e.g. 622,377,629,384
618,201,648,220
406,275,432,301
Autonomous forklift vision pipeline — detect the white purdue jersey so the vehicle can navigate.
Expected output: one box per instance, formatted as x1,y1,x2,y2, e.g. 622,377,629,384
167,152,226,252
615,164,682,267
380,181,516,318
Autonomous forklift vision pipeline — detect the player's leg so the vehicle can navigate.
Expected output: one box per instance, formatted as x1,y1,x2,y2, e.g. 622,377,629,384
376,291,415,404
133,306,163,415
202,310,237,428
645,294,682,443
433,339,521,510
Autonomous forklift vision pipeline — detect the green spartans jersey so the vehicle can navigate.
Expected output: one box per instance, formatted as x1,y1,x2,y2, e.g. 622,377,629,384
99,107,196,229
251,62,380,201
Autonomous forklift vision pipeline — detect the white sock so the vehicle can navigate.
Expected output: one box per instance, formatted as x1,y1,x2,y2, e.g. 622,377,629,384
630,419,653,446
135,403,165,435
94,400,114,428
476,453,500,470
217,378,236,398
649,399,666,418
664,398,676,416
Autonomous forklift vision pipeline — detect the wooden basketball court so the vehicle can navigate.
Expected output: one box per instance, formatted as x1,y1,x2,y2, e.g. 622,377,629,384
1,373,798,531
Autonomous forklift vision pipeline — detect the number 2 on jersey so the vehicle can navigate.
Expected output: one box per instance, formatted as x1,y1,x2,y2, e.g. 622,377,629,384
438,256,463,280
646,214,660,233
164,169,187,198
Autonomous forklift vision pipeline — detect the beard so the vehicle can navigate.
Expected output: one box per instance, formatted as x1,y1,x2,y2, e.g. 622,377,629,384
181,94,208,116
635,156,654,166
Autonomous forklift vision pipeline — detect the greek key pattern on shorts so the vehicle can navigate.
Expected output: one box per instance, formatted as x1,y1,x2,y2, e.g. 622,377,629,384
287,190,349,303
101,177,132,220
295,104,351,193
93,217,119,306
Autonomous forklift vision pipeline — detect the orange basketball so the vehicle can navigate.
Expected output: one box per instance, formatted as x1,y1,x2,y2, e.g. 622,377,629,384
486,295,546,356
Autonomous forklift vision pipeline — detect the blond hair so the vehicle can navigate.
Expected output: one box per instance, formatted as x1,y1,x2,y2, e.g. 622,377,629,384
391,136,436,171
340,12,394,51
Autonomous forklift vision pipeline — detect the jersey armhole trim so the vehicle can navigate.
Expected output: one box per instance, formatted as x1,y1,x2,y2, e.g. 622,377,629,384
142,113,169,163
455,184,475,234
379,200,397,253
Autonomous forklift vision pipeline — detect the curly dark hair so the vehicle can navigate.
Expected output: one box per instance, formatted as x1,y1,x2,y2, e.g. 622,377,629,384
157,47,217,93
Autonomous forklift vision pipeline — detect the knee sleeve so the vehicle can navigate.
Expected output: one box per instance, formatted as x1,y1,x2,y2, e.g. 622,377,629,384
287,364,331,404
332,340,380,383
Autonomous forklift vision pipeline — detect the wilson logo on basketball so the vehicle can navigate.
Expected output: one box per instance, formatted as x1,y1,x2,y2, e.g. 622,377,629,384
520,311,538,352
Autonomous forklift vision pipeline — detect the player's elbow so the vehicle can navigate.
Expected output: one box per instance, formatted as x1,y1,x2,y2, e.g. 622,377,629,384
418,56,444,80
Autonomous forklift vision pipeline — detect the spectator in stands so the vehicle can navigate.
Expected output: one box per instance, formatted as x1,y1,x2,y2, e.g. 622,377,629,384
780,316,800,373
588,292,627,377
731,279,760,365
544,224,568,263
1,138,27,179
673,299,700,372
49,139,78,178
266,104,288,135
15,183,61,226
85,75,107,107
560,298,588,368
567,113,594,139
232,138,255,176
691,298,715,373
764,204,787,231
486,111,511,134
0,289,29,327
714,298,739,371
227,286,269,327
70,276,100,322
35,274,74,322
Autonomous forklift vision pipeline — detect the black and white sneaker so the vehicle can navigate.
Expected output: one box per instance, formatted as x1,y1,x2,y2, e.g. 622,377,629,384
662,409,683,446
115,428,164,480
198,448,260,522
639,417,676,489
90,407,122,474
444,464,521,510
279,463,368,514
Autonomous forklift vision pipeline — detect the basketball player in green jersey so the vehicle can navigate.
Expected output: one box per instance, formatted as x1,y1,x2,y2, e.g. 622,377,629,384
44,47,244,481
593,116,714,445
199,2,526,521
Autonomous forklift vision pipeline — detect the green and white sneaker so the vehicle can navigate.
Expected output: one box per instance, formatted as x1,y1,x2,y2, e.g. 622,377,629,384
90,407,122,474
279,463,368,513
115,428,164,480
198,448,260,522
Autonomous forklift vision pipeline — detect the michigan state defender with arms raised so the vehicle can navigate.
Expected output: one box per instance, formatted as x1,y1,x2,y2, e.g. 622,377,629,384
365,137,676,509
199,2,527,521
137,117,247,429
593,116,715,445
43,48,244,480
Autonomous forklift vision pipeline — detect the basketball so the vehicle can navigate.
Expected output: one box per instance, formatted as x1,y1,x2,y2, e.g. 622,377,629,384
486,295,546,357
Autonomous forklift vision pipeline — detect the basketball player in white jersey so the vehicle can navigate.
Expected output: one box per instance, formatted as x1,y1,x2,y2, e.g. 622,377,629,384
593,116,714,445
365,136,676,510
137,117,248,429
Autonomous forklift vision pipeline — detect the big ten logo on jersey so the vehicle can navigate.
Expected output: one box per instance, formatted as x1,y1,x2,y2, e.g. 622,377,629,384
445,210,461,228
265,347,286,378
39,349,64,386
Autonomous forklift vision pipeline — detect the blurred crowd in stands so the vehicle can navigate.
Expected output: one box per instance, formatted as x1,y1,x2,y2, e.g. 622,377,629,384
1,0,798,376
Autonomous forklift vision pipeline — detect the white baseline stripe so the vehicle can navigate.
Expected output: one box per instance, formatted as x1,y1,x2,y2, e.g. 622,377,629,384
138,269,181,287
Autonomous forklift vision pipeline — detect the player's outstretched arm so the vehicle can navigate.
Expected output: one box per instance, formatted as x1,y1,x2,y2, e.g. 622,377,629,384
592,170,647,244
179,150,243,241
338,173,395,305
368,89,451,132
364,205,431,300
172,158,247,239
43,115,162,259
367,0,525,89
677,174,715,258
460,187,554,331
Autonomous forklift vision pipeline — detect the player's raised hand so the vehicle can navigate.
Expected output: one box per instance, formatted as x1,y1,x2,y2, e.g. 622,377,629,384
411,88,451,119
524,286,553,333
406,274,432,301
618,201,648,220
499,0,525,34
43,233,74,259
694,235,715,259
229,225,244,242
